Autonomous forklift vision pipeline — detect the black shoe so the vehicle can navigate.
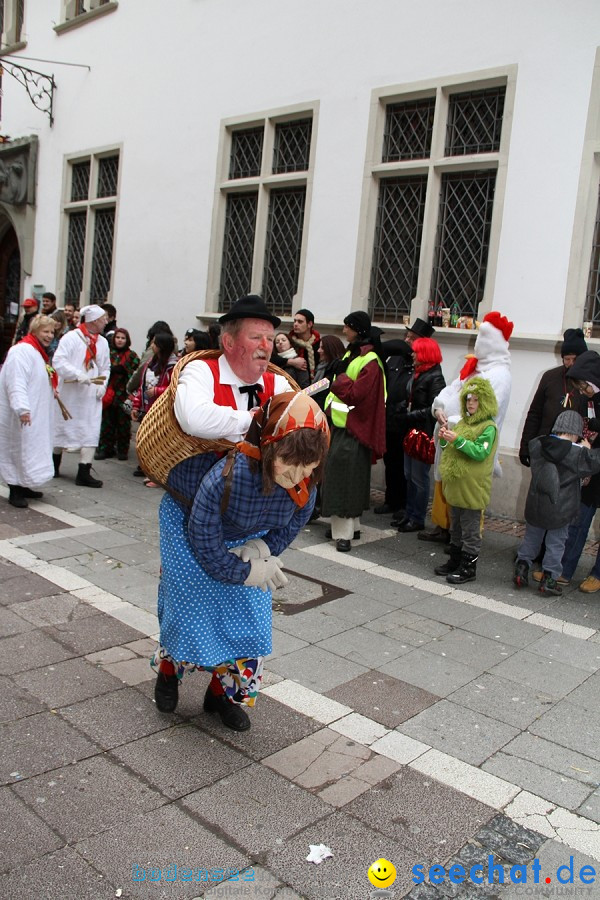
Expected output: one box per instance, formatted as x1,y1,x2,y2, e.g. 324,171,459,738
117,453,129,461
20,487,43,499
8,485,27,508
325,528,360,540
154,671,179,712
390,512,407,527
418,527,451,544
374,502,393,514
397,520,424,533
75,463,103,488
203,686,250,731
52,452,62,478
513,559,529,588
538,571,562,596
336,539,352,552
434,545,462,576
446,553,478,584
133,466,145,477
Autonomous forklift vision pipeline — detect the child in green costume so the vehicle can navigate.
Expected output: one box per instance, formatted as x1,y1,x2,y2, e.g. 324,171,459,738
435,376,498,584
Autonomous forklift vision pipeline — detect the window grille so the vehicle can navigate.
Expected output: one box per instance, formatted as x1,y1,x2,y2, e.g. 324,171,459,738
229,128,263,179
97,155,119,198
262,187,306,316
369,176,427,322
272,119,312,173
430,170,496,315
585,183,600,325
445,87,506,156
219,192,257,311
16,0,23,35
71,162,90,202
64,212,87,303
383,98,436,162
89,208,115,302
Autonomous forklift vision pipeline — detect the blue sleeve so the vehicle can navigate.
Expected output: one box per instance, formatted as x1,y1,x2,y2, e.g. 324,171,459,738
263,489,317,556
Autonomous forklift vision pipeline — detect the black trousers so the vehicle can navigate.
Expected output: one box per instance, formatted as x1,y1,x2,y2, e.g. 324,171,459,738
383,428,408,512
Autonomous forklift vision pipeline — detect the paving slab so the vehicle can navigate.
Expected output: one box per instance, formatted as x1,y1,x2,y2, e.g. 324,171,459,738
564,671,600,712
0,786,63,870
267,645,369,692
401,700,519,767
500,837,599,899
402,595,485,627
529,700,600,758
60,684,178,749
345,765,495,859
13,754,166,842
12,656,123,708
365,606,452,641
483,751,592,810
499,732,600,789
269,627,309,659
0,676,46,723
0,845,117,899
44,612,144,655
183,762,332,854
0,605,36,636
489,650,589,698
74,804,250,898
447,673,554,730
0,570,65,605
264,809,416,900
9,592,99,626
460,609,549,648
326,671,439,728
379,648,481,696
111,724,251,799
424,628,517,672
0,711,99,784
577,789,600,824
0,629,74,675
271,607,353,642
525,630,600,672
316,624,411,668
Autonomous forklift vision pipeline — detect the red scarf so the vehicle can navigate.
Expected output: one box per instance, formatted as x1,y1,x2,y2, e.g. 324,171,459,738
78,322,98,369
20,334,58,390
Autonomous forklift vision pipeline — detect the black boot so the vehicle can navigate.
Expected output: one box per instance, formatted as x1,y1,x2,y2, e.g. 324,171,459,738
446,552,478,584
75,463,103,488
52,452,62,478
21,487,43,499
203,685,250,731
154,670,179,713
513,559,529,588
8,485,28,508
434,545,462,576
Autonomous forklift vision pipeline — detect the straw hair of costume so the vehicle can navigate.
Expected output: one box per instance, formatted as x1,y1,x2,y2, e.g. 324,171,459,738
135,349,300,485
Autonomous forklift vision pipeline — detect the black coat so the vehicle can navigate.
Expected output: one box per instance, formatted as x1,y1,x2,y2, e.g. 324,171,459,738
566,351,600,505
384,346,413,434
520,365,587,457
402,364,446,438
526,435,600,529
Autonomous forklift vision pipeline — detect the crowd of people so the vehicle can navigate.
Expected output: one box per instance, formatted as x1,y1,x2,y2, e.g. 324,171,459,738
3,290,600,731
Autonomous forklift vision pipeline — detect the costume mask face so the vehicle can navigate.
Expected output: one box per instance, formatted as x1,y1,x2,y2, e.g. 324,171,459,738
273,459,319,489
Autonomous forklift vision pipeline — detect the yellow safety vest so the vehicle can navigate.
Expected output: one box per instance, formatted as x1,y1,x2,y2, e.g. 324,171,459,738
325,351,386,428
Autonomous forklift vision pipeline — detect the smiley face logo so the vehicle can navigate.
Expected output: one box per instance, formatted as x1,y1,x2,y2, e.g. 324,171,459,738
367,858,397,888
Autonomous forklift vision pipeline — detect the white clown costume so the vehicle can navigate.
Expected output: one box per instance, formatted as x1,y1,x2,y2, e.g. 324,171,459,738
53,305,110,451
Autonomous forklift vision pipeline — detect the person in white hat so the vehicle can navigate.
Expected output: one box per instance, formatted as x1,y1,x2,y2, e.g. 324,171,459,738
52,304,110,487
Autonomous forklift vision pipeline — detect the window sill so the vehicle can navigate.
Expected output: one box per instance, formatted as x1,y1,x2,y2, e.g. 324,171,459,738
0,41,27,57
54,1,118,35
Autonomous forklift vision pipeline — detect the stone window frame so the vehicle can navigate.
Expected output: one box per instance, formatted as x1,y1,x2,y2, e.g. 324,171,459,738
353,65,517,326
1,0,26,53
205,101,319,315
57,143,122,305
55,0,117,35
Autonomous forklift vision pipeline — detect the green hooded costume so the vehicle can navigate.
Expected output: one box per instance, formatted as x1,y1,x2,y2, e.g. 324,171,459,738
439,376,498,510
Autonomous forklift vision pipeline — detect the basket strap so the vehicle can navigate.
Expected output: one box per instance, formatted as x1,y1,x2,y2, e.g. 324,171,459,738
220,449,238,516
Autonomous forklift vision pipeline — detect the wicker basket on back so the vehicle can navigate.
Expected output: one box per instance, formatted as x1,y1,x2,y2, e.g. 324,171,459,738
135,349,300,485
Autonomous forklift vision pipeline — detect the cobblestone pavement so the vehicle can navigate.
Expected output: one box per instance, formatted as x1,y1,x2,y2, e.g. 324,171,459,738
2,453,600,898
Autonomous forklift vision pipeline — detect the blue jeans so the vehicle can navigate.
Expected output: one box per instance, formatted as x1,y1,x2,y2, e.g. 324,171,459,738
403,454,431,525
519,522,570,579
561,502,598,580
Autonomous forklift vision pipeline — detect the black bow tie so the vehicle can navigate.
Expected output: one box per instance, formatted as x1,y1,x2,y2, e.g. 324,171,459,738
239,383,261,410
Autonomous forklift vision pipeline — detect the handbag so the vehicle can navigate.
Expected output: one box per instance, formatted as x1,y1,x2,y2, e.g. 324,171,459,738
403,428,435,465
101,386,115,409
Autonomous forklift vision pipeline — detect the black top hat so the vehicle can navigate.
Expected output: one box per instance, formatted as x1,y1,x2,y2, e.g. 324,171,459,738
218,294,281,328
406,317,435,338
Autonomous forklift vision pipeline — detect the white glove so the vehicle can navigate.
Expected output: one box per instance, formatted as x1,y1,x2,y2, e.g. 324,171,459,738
229,538,270,562
243,557,289,592
77,373,92,385
96,386,106,400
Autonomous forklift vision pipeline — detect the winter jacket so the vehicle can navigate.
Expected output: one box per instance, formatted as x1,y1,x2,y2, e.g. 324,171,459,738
382,342,413,434
402,363,446,438
327,343,387,459
439,377,498,510
519,365,587,461
565,351,600,506
525,434,600,529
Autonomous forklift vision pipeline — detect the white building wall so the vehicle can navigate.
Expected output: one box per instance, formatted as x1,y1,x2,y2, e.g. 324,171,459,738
2,0,600,515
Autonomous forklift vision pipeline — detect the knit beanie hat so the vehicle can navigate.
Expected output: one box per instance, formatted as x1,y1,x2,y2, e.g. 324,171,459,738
561,328,587,358
553,409,584,438
344,310,372,339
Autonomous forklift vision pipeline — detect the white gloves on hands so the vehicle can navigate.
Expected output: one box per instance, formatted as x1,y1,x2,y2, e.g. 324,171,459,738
229,538,270,562
77,373,92,385
96,386,106,400
243,557,289,592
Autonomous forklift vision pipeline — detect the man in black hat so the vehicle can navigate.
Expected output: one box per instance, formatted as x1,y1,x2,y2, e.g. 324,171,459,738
173,294,290,448
405,317,435,345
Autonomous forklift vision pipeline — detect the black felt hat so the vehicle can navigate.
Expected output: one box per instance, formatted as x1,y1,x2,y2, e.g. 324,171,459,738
406,317,435,338
218,294,281,328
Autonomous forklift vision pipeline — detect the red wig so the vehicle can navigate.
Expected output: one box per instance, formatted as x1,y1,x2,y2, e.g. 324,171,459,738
412,337,442,372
